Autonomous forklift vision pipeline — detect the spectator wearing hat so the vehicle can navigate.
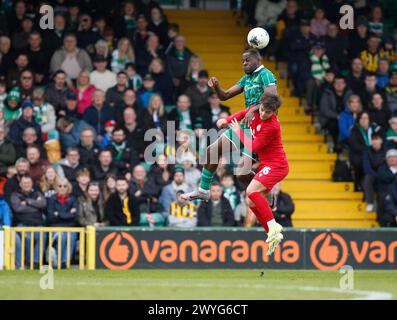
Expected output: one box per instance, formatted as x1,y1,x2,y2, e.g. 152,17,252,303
185,70,212,112
377,149,397,226
137,74,157,109
179,152,200,191
100,120,116,149
59,90,80,120
50,33,93,80
9,100,42,147
89,55,117,93
83,89,115,138
32,88,57,140
105,71,129,108
159,166,190,217
362,133,386,213
3,89,21,123
319,75,353,148
168,190,197,228
385,71,397,114
197,182,235,227
348,17,369,60
76,14,102,56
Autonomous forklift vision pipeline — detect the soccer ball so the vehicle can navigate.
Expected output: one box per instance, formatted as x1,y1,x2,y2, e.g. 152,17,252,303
247,27,270,49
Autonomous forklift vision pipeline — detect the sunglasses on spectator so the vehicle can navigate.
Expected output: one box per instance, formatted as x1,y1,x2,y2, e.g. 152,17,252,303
58,185,68,188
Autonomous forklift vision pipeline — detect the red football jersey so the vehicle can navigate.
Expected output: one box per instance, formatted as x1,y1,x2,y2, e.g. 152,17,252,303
226,107,288,167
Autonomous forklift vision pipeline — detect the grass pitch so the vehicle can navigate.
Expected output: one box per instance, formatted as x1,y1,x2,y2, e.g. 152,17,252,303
0,269,396,300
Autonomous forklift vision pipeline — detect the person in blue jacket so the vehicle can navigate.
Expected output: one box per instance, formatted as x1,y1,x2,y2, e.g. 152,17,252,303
338,94,362,144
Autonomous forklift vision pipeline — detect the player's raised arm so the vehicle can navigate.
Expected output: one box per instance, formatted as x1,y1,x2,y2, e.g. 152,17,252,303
208,77,244,101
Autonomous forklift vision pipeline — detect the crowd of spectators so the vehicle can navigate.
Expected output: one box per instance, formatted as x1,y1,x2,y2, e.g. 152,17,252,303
247,0,397,227
0,1,295,267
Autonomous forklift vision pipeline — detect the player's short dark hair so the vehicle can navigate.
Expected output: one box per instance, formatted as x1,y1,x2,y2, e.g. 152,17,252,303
243,48,261,60
260,93,282,112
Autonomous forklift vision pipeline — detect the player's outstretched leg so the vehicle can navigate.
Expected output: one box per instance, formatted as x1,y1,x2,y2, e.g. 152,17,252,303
246,179,284,255
182,136,233,201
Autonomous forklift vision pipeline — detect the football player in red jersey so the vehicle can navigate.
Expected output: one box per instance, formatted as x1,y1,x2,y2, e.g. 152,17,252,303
225,93,289,255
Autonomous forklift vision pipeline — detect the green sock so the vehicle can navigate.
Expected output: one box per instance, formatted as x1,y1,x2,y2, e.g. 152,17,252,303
199,168,215,191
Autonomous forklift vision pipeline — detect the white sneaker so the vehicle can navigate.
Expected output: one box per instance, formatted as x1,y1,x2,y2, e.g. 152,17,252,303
366,204,374,212
266,223,283,243
267,233,283,256
181,189,210,201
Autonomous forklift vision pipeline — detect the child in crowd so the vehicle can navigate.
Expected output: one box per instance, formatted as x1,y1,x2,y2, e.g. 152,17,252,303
100,120,116,148
221,173,240,211
125,63,142,91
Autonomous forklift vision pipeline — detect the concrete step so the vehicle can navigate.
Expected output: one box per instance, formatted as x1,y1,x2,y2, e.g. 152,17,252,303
289,161,334,173
294,200,366,213
290,192,363,200
293,211,376,219
283,143,328,153
285,171,331,180
282,181,354,193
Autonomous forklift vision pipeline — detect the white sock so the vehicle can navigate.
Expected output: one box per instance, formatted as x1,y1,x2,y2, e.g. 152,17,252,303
267,219,277,230
198,187,210,194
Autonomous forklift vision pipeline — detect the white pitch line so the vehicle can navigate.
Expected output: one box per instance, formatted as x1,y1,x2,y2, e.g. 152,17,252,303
0,279,393,300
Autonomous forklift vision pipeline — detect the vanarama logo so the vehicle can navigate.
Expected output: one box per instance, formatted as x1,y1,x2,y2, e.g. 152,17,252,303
98,232,300,269
99,232,139,270
310,232,397,270
310,232,348,270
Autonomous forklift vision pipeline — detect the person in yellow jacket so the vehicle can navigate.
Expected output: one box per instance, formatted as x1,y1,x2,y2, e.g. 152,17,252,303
168,190,197,228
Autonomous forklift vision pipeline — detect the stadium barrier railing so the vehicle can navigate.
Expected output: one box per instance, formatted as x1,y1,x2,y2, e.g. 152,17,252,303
2,226,96,271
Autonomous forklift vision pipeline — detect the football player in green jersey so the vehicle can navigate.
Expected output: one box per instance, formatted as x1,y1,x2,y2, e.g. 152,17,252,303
182,49,278,202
